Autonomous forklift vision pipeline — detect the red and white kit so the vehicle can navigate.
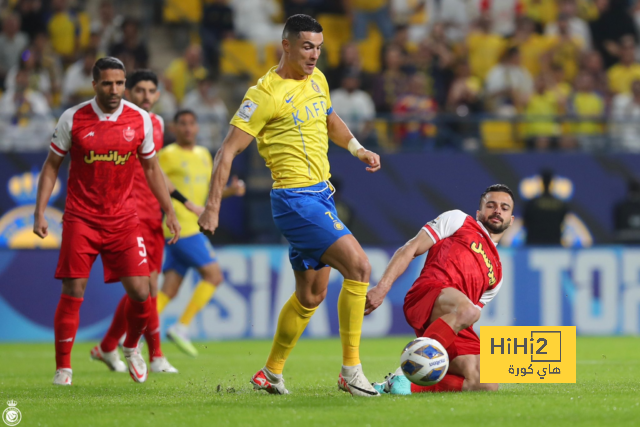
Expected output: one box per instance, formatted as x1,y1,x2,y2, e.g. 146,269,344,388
51,98,156,283
403,209,503,356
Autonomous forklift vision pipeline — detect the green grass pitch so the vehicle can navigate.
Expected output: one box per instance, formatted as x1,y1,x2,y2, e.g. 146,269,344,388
1,337,639,426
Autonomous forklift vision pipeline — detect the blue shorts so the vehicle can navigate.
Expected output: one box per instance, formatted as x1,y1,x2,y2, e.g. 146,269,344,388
162,233,218,277
271,181,351,271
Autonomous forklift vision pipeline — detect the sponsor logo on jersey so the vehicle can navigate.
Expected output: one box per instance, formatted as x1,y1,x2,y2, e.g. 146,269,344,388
83,131,95,139
84,150,134,166
123,127,136,141
470,241,496,286
311,80,321,93
237,100,258,122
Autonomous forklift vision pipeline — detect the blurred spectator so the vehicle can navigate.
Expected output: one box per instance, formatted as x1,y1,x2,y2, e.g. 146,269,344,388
330,72,376,146
109,18,149,69
484,47,533,114
613,178,640,244
446,61,482,149
393,73,437,151
5,49,54,105
182,76,229,150
201,0,235,75
510,17,549,78
545,0,592,51
0,13,29,89
418,23,455,107
16,0,47,41
523,169,569,245
524,75,560,151
590,0,638,68
164,44,208,104
326,43,371,92
0,66,54,151
230,0,283,46
422,0,475,43
61,49,97,107
582,50,608,96
465,15,507,80
91,0,123,56
73,1,92,52
481,0,519,37
610,79,640,152
47,0,80,64
546,64,572,107
546,13,584,83
386,24,413,66
607,38,640,95
372,45,408,113
284,0,321,18
567,72,605,150
348,0,394,42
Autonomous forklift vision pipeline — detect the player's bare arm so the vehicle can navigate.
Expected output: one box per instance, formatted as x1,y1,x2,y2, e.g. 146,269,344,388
199,126,254,235
326,111,381,173
365,230,435,315
141,156,181,244
33,151,65,239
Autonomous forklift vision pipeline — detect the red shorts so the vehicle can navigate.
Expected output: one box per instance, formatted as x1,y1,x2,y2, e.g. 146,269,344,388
139,220,164,274
403,284,480,357
55,219,150,283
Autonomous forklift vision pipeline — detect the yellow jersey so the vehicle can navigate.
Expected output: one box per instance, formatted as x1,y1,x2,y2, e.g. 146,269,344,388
230,66,333,189
466,32,507,80
158,143,213,238
570,92,604,135
607,64,640,94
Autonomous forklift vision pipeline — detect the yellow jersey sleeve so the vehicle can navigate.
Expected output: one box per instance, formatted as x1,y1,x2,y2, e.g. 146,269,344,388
230,85,277,138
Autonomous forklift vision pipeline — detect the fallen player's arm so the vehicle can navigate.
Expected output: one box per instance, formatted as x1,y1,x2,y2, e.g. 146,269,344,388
141,156,181,244
364,229,435,315
326,110,381,173
198,126,254,236
33,151,65,238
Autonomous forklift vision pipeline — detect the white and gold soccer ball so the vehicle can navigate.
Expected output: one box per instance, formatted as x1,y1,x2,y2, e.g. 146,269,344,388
400,337,449,386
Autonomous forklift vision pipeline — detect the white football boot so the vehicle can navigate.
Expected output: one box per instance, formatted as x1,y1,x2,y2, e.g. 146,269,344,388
123,346,148,383
338,364,380,397
90,345,127,372
53,368,72,386
250,368,289,395
150,356,179,373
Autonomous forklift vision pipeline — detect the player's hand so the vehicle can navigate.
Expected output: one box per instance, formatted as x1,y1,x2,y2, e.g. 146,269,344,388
364,284,389,315
229,175,246,197
33,214,48,239
165,212,181,245
185,201,205,217
357,148,381,173
198,207,219,236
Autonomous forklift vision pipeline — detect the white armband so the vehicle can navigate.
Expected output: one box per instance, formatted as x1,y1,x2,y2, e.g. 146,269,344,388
348,138,364,157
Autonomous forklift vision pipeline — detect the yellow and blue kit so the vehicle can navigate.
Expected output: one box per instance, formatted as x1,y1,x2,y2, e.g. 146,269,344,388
230,66,350,270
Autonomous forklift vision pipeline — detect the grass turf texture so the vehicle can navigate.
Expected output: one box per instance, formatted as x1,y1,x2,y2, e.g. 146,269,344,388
1,337,639,427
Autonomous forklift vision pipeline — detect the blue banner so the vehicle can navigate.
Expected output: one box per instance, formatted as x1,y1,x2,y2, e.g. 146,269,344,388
1,245,640,342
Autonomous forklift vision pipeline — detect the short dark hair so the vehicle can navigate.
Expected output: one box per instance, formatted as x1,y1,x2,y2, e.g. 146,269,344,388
282,14,323,40
479,184,515,208
174,109,198,122
126,69,158,89
92,56,125,82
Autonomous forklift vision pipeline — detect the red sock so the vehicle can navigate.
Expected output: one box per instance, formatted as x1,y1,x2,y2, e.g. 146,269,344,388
54,294,83,370
410,374,464,393
143,296,163,360
100,295,128,353
123,296,151,349
423,317,459,360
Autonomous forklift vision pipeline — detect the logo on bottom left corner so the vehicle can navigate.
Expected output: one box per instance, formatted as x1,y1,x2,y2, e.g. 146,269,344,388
2,401,21,426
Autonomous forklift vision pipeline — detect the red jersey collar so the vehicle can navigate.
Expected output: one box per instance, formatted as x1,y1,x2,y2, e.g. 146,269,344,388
90,98,124,122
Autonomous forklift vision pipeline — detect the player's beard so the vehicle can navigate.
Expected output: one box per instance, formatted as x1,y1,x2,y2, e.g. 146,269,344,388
479,213,510,234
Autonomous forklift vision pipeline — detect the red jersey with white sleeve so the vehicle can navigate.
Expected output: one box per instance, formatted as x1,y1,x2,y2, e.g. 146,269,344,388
50,98,156,229
132,112,164,223
418,209,503,308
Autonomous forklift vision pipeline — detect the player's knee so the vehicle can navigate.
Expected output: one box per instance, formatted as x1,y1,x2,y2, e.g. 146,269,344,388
455,303,481,330
347,256,371,282
201,267,223,286
61,279,86,298
297,289,326,308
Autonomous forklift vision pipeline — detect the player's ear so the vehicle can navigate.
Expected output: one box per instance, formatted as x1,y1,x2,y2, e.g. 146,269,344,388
282,38,290,54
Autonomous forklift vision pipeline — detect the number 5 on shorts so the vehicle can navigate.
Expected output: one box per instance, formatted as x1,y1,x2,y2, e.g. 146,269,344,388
137,237,147,257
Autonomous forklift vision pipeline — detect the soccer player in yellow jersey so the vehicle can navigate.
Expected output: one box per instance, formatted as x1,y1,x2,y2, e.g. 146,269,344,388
198,15,382,397
157,109,245,357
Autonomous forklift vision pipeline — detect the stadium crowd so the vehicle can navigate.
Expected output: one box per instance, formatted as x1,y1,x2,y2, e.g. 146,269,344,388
3,0,640,152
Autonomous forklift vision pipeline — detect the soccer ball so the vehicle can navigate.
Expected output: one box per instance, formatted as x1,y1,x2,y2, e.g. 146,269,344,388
400,337,449,386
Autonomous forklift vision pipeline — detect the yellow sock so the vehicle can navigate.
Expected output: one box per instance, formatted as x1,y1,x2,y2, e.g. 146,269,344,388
179,280,217,326
265,293,316,375
157,291,170,314
338,279,369,366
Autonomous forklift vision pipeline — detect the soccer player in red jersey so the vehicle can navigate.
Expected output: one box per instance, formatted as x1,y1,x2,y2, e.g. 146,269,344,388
366,184,515,394
90,70,202,375
33,58,181,386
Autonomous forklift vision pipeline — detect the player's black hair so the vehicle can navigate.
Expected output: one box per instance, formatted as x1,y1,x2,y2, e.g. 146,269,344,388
479,184,515,208
282,14,323,40
174,109,198,122
126,69,158,89
92,56,126,82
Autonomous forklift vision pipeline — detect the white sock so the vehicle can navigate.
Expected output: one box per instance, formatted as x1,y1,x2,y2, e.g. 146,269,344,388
341,364,361,374
263,367,282,381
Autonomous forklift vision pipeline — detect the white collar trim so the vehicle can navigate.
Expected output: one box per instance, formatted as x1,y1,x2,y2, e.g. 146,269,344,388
90,98,124,121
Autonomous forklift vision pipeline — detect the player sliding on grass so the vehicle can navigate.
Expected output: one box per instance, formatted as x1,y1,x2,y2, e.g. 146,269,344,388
34,58,180,385
198,14,382,396
367,184,514,394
